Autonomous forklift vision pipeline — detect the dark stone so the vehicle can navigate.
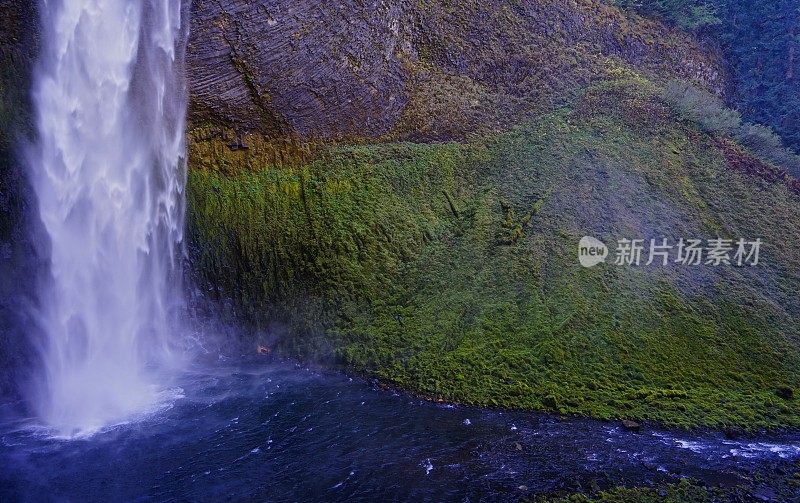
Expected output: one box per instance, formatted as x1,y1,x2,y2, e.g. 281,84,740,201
621,420,642,432
3,0,731,143
0,0,46,407
776,386,794,400
187,0,413,139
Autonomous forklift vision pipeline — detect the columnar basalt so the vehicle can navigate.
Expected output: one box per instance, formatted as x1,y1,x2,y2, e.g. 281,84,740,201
187,0,726,141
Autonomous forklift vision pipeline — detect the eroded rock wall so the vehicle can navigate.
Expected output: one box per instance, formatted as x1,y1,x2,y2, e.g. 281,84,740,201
187,0,726,141
188,0,415,138
0,0,44,403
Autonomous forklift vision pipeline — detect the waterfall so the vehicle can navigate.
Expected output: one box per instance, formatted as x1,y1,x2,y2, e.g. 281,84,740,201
30,0,188,434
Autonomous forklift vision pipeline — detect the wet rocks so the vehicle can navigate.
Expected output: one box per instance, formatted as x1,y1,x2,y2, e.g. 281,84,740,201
751,485,778,502
621,420,642,432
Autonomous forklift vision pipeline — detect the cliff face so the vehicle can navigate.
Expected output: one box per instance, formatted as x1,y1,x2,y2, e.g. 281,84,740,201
0,0,44,402
0,0,735,146
184,1,800,430
187,0,413,138
187,0,726,141
4,0,800,429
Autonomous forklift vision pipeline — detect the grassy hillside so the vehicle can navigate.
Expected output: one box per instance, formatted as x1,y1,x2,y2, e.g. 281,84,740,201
187,76,800,430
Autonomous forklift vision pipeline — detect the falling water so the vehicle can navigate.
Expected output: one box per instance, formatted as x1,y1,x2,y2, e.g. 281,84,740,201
30,0,188,434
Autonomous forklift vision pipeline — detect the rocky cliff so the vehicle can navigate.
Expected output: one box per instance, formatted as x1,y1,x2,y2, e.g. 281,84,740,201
185,2,800,430
187,0,726,141
0,0,44,402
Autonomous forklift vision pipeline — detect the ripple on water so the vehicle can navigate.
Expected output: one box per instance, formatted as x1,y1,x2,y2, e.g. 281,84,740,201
3,364,800,502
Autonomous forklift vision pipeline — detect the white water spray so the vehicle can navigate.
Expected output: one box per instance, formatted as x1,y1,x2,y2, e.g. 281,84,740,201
31,0,188,434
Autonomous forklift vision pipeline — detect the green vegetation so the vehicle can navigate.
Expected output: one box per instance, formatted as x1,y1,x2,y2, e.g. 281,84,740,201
537,479,714,502
536,460,800,502
609,0,720,30
188,76,800,430
662,80,800,176
715,0,800,151
608,0,800,152
187,134,475,354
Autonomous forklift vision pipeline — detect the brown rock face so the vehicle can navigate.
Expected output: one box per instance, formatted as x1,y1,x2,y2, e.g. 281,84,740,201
187,0,414,139
187,0,726,142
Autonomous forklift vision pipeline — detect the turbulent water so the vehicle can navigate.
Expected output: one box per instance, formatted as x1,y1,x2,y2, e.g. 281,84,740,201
1,363,799,502
30,0,188,434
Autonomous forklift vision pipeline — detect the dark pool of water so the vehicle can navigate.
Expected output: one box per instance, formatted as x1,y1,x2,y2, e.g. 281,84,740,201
1,362,799,502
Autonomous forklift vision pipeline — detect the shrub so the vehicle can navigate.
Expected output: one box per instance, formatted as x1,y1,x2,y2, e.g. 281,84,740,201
662,80,800,177
716,1,800,152
609,2,800,153
736,124,800,177
611,0,721,31
662,81,741,135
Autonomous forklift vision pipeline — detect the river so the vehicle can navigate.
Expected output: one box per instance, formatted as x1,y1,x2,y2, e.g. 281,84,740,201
2,361,798,502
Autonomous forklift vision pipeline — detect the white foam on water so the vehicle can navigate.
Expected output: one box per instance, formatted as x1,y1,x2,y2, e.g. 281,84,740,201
655,433,800,460
727,442,800,459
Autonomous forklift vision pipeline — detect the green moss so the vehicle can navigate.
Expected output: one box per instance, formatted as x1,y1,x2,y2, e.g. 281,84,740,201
187,139,478,353
188,79,800,429
536,458,800,502
537,479,714,502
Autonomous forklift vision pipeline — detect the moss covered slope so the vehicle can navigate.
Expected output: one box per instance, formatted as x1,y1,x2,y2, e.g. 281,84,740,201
188,77,800,430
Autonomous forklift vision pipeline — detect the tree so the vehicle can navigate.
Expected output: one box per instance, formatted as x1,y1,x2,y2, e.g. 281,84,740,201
611,0,721,31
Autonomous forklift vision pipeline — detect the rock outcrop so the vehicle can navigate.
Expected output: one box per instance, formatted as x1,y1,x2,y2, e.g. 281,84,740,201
187,0,726,141
188,0,413,139
0,0,44,403
183,2,800,430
